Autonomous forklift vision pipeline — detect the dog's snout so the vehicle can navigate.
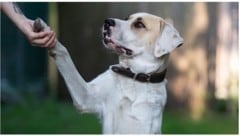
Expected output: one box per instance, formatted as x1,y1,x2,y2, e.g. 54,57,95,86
104,18,115,28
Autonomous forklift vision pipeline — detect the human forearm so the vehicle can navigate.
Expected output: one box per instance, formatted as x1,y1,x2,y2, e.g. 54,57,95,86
1,2,57,47
1,2,27,31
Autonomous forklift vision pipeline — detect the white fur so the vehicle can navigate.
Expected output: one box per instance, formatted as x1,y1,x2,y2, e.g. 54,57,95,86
46,12,183,134
154,23,184,57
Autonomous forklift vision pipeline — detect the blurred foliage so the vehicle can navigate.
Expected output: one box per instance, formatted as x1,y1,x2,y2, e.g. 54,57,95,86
55,2,238,120
1,98,237,134
1,2,238,134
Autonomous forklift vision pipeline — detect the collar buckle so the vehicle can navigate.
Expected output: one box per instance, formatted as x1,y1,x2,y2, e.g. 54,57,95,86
135,73,151,82
111,65,166,83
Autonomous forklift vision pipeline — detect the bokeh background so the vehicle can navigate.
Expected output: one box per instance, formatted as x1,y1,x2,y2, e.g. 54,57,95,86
1,2,239,134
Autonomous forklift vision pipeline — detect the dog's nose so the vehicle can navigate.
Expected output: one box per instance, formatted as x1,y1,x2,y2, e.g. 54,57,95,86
104,18,115,28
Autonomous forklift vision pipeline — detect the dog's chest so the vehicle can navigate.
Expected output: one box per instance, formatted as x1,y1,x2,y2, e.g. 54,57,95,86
101,71,167,134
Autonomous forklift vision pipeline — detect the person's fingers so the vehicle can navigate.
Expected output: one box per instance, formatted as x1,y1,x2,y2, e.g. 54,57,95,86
33,31,51,39
31,31,53,46
45,32,56,48
28,31,49,43
24,18,57,47
52,39,58,48
49,34,57,48
48,38,57,48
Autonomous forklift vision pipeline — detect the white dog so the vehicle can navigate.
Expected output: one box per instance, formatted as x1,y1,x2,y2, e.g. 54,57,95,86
35,12,183,134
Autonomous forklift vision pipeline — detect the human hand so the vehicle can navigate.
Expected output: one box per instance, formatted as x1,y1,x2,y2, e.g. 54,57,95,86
1,3,57,48
19,18,57,48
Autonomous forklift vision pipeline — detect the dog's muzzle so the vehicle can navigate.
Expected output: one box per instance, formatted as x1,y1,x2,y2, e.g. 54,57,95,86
103,18,115,44
102,19,133,56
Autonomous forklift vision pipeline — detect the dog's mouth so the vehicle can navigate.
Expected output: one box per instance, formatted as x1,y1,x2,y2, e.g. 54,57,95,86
102,30,133,56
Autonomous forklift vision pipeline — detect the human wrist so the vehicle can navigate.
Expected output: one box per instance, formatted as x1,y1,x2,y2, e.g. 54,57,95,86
16,17,30,35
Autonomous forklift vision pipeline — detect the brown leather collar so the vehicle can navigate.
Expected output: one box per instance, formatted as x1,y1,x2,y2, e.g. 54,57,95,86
111,66,167,83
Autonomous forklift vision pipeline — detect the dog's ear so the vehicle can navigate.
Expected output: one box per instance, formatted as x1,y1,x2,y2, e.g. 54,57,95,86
154,22,184,58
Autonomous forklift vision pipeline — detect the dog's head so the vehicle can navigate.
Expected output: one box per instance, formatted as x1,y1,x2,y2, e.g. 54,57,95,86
102,12,183,73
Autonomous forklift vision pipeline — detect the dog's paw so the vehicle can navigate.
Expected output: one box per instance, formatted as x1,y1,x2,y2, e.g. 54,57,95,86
33,18,49,32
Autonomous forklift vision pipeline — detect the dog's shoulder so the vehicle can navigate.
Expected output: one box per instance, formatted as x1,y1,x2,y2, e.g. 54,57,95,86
88,67,120,94
89,68,115,85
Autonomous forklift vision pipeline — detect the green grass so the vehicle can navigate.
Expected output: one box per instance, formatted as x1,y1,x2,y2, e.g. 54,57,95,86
162,110,238,134
1,98,238,134
1,99,101,134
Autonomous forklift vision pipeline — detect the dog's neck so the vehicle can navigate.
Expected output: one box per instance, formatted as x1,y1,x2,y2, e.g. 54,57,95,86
118,54,169,74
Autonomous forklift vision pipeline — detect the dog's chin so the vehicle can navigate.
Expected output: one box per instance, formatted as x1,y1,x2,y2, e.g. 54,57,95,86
103,36,133,56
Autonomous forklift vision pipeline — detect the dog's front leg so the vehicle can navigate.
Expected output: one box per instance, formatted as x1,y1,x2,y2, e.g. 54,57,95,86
34,18,102,114
50,43,99,112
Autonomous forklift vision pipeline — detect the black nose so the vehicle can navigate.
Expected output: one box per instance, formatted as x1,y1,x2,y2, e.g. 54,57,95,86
104,18,115,28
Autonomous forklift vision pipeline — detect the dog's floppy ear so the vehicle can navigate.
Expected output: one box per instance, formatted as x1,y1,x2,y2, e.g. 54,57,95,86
154,22,184,58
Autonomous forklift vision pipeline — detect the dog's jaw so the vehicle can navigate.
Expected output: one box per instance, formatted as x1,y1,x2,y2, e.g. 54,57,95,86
102,35,133,56
119,53,170,74
101,13,182,74
102,24,133,56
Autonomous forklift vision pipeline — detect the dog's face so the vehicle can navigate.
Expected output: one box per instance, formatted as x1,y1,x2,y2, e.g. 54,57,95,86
102,12,183,73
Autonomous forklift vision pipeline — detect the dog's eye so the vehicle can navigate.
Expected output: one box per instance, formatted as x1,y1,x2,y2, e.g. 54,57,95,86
134,21,145,29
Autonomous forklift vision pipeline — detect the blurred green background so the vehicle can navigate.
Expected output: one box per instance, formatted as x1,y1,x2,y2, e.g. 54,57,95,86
1,2,239,134
1,98,238,134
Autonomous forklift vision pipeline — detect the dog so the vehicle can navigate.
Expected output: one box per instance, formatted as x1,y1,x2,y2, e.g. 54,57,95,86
35,12,183,134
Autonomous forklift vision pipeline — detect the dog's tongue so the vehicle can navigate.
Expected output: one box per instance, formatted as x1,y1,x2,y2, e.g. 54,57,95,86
104,36,133,56
116,46,132,55
104,37,113,44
